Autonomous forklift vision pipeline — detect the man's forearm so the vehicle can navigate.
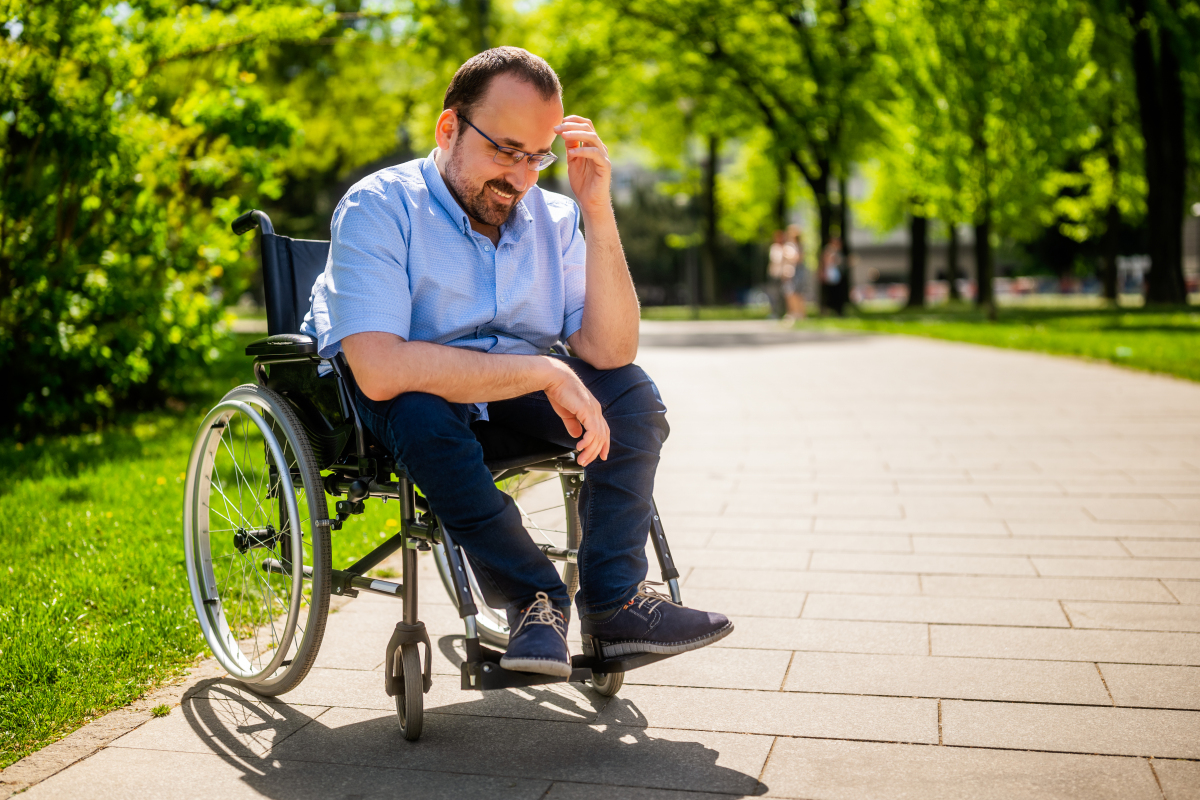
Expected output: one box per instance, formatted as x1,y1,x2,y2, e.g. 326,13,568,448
343,333,555,404
569,206,640,369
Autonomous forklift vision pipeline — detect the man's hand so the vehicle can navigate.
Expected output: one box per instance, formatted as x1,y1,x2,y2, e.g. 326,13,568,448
541,358,610,467
556,115,611,216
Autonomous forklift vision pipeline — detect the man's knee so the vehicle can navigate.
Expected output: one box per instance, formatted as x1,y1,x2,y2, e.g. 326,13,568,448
600,364,670,444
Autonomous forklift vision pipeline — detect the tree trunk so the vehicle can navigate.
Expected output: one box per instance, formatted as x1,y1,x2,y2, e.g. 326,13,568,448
1102,199,1120,302
837,174,852,310
974,216,995,319
1131,0,1187,304
701,133,719,305
907,214,928,308
947,222,961,301
795,154,833,311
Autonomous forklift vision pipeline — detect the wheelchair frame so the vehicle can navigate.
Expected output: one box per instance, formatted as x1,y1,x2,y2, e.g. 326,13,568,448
210,209,684,740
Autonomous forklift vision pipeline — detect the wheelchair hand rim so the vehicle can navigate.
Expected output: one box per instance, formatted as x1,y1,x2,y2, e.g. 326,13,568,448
184,397,304,681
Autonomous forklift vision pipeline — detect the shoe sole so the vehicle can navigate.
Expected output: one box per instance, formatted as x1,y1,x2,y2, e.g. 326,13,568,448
499,656,573,678
595,621,734,659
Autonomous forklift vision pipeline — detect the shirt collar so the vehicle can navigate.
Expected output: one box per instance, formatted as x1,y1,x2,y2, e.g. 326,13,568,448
420,149,535,242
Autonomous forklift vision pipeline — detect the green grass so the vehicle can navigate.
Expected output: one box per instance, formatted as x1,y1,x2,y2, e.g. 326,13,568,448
0,336,402,768
796,303,1200,382
641,304,771,321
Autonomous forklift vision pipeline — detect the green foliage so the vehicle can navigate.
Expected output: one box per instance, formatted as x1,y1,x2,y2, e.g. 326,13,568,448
0,1,326,435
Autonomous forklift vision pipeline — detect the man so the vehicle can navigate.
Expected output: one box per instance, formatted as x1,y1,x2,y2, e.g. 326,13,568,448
303,47,731,678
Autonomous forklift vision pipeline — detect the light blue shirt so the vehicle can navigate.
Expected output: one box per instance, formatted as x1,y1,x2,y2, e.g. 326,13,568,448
302,151,587,388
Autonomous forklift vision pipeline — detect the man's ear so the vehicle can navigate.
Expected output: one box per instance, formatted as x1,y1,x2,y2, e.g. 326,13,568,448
434,109,458,151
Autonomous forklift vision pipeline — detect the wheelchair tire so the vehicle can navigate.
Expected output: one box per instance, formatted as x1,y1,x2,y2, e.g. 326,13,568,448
590,670,624,697
394,642,424,741
433,471,582,648
183,383,331,696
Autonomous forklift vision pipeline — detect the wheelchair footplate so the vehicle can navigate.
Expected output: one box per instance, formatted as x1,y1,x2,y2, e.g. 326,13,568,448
460,634,678,691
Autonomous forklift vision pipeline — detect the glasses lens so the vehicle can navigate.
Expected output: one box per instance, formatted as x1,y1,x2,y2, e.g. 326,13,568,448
492,149,522,167
531,153,558,172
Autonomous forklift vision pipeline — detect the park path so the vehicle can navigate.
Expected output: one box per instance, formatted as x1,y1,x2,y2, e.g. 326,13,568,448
10,323,1200,799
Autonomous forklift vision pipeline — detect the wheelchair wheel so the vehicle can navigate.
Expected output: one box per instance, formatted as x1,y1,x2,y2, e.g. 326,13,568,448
590,670,624,697
433,470,582,648
394,642,424,741
183,383,331,696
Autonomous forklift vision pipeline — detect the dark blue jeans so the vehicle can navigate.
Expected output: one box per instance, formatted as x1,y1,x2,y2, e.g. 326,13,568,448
352,356,669,617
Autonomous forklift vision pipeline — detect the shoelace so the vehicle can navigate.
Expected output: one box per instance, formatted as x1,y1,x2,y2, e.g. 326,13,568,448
626,580,683,615
514,591,567,642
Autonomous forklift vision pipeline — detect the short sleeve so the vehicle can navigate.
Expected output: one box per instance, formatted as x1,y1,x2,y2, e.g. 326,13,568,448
559,201,586,342
315,185,412,358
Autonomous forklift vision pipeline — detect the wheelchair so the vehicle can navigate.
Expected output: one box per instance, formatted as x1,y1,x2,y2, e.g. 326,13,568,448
182,209,685,741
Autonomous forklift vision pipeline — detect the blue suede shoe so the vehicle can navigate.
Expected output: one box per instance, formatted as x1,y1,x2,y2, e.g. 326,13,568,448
580,582,733,659
499,592,572,678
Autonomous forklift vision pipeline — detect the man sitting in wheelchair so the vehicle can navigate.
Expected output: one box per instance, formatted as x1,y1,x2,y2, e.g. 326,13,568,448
301,46,732,678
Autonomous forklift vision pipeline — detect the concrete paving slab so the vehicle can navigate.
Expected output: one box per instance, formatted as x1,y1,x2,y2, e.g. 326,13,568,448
802,592,1070,627
1166,581,1200,604
1008,522,1200,540
931,624,1200,665
941,700,1200,758
1063,601,1200,632
810,553,1038,576
1098,663,1200,710
716,616,927,655
686,568,920,595
1033,557,1200,580
622,647,792,691
782,652,1111,705
920,575,1177,602
758,738,1161,800
1155,760,1200,800
911,536,1128,557
1122,540,1200,558
542,781,742,800
107,689,328,758
599,685,939,743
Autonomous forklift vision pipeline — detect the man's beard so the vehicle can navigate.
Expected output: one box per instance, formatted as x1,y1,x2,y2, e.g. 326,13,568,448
443,145,523,228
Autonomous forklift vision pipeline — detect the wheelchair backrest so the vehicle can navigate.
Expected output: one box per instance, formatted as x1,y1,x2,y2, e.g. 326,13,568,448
260,234,331,336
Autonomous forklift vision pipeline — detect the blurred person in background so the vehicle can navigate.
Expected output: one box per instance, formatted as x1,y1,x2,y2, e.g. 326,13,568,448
786,225,807,320
768,229,801,320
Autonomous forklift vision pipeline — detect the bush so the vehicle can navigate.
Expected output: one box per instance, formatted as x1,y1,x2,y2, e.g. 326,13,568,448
0,2,323,435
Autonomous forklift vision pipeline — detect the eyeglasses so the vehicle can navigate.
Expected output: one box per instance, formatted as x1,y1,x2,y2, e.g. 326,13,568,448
458,114,558,172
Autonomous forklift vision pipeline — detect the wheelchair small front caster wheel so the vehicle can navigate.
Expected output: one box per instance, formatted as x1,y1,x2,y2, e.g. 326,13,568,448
394,642,424,741
590,671,624,697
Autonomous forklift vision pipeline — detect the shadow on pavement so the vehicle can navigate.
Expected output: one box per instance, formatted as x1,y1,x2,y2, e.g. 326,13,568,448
181,674,768,799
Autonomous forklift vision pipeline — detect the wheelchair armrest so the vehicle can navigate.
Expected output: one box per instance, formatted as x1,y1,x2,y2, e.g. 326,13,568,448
245,333,318,358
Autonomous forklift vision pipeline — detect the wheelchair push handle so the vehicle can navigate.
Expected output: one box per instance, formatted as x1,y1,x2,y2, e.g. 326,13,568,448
232,209,275,237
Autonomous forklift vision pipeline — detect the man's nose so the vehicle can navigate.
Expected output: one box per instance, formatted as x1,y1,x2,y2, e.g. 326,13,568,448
504,163,535,192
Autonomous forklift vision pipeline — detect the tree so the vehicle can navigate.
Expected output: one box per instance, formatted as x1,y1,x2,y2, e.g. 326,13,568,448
864,0,1095,317
0,1,330,432
1126,0,1195,303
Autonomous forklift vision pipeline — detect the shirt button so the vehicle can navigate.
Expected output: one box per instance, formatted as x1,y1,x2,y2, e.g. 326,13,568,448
484,245,492,251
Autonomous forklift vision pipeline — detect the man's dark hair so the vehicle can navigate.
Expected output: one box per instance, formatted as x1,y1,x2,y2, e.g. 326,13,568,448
443,47,562,124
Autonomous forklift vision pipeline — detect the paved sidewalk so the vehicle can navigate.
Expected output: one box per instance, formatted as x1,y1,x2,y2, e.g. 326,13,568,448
13,326,1200,799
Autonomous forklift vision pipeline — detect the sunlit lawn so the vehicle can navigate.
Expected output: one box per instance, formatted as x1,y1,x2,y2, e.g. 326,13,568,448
0,336,398,768
797,303,1200,383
